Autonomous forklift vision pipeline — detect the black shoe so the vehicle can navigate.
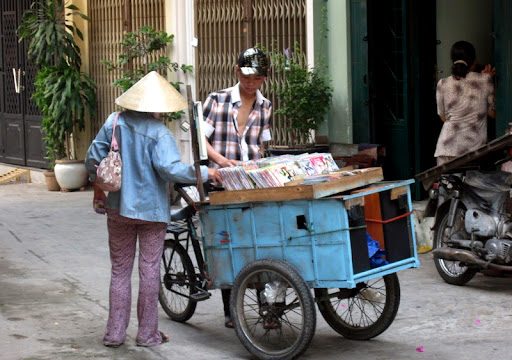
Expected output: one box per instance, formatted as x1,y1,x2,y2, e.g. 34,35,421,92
224,316,234,328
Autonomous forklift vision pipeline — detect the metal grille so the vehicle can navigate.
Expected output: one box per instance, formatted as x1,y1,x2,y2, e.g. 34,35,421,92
2,6,19,114
195,0,245,101
195,0,306,146
21,0,39,116
23,58,39,116
88,0,165,135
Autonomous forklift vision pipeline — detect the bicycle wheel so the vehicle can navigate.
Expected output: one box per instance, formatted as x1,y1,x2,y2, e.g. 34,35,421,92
314,273,400,340
159,240,197,322
231,259,316,360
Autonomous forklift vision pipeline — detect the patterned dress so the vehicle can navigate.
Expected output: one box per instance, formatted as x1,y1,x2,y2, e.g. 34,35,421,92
434,72,495,160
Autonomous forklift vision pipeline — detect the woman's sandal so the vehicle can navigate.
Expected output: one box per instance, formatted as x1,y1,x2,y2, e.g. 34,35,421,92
136,331,169,347
159,331,170,344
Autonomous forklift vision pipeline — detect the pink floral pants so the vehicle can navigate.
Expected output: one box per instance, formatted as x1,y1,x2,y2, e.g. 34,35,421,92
103,210,167,347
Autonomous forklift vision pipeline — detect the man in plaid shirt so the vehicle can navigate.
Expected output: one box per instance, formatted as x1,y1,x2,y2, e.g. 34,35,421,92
203,47,272,169
202,47,272,328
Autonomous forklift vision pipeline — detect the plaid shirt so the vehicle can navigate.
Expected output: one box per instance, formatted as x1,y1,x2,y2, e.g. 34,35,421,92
203,83,272,166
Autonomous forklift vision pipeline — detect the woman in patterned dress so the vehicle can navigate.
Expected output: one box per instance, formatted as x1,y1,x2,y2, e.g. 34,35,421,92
434,40,496,166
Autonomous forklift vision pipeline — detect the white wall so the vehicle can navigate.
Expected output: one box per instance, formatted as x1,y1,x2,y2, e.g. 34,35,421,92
166,0,196,164
436,0,493,81
325,0,352,143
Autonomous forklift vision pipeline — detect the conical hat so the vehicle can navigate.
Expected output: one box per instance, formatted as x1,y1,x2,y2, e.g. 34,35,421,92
115,71,188,113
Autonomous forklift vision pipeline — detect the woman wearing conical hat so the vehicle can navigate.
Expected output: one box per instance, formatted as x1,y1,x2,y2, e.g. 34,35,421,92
86,71,219,347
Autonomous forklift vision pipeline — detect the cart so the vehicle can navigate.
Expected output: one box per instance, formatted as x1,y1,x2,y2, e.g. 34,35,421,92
159,178,420,360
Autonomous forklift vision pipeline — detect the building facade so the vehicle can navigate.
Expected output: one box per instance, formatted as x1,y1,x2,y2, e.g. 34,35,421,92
3,0,512,201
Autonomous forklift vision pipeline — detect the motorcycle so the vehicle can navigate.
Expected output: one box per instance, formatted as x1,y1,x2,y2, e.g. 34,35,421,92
415,132,512,285
426,170,512,285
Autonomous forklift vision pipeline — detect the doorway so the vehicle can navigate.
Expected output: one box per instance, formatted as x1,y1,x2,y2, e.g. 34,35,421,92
352,0,437,182
436,0,495,138
351,0,508,188
433,1,512,147
0,0,46,168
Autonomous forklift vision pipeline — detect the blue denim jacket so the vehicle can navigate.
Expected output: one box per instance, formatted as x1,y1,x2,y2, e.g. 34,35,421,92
86,111,208,223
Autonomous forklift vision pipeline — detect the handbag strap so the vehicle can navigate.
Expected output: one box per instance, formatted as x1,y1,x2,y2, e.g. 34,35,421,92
111,112,120,151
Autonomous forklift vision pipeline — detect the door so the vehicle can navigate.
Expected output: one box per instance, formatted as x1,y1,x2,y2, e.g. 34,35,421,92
350,0,370,143
352,0,437,190
367,0,410,180
0,0,45,168
494,0,512,137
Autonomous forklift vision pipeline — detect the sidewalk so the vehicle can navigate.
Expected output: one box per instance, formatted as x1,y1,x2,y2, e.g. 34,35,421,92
0,183,244,360
2,182,512,360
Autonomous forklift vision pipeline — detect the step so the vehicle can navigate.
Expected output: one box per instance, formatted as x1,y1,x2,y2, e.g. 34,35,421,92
0,168,30,185
0,164,45,185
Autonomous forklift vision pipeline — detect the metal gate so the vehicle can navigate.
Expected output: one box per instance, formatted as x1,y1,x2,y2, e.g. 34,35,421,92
0,0,45,168
89,0,306,146
195,0,307,146
88,0,165,135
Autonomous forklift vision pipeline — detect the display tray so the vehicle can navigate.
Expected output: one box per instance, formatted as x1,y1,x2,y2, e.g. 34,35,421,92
208,167,384,205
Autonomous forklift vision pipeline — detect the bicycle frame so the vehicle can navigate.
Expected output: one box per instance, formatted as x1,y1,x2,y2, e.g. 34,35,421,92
171,185,211,291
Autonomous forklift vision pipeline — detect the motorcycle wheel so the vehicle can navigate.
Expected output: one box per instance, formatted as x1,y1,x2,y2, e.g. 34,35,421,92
433,206,477,285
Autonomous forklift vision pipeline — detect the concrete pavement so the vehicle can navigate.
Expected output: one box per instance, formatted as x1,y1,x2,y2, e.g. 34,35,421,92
1,182,512,360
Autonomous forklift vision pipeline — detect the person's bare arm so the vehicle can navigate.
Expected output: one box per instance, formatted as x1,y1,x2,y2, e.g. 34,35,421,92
488,108,496,119
207,168,221,182
206,140,239,167
259,141,269,158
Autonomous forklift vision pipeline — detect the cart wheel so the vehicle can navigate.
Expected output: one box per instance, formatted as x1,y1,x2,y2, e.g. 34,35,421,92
315,273,400,340
230,259,316,360
159,240,197,322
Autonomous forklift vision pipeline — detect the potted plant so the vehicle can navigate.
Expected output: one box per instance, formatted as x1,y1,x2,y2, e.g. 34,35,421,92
18,0,96,190
102,26,192,204
271,46,333,150
102,25,193,125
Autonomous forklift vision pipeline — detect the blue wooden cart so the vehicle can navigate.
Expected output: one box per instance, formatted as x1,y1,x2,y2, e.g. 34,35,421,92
159,179,419,360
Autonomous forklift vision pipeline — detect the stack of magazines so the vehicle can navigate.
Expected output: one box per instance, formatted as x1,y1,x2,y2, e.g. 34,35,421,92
218,153,340,191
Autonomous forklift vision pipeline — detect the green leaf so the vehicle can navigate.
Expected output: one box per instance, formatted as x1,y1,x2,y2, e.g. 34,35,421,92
76,27,83,40
102,25,192,122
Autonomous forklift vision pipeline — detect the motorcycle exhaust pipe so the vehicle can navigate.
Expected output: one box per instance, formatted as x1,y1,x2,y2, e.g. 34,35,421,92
433,248,512,272
432,248,486,266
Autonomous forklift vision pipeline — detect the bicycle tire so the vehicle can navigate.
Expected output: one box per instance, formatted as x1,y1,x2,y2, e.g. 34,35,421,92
159,240,197,322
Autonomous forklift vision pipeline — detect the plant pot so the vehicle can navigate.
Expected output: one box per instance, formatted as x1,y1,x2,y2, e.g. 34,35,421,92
43,170,61,191
54,159,88,191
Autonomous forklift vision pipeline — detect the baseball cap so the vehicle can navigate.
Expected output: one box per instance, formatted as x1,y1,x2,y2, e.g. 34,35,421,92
237,47,270,77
